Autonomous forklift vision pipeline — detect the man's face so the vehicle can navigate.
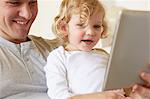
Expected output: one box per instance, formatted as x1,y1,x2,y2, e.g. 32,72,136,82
0,0,38,43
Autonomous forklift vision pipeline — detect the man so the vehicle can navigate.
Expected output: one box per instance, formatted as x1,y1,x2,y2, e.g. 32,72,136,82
0,0,61,99
0,0,149,99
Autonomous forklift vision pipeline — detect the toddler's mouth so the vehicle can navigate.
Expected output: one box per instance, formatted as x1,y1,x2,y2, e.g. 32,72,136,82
81,40,94,45
81,40,93,42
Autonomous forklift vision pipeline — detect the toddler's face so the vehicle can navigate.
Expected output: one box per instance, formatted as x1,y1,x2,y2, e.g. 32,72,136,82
66,11,104,51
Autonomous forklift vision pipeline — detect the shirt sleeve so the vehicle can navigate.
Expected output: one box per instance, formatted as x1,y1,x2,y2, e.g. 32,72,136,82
44,48,73,99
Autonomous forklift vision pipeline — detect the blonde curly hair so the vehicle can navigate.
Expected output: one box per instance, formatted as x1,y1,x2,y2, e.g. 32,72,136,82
52,0,108,43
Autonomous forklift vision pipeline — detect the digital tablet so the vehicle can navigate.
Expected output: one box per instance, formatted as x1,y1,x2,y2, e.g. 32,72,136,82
102,9,150,91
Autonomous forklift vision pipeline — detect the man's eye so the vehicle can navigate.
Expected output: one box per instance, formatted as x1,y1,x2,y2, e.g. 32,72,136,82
7,1,20,5
29,1,37,6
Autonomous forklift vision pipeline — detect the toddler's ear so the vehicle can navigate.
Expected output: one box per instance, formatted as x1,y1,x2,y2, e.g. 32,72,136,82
59,20,68,36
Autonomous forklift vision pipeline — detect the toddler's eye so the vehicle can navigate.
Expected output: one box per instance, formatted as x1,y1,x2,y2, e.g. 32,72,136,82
76,23,84,27
93,25,102,29
76,23,86,28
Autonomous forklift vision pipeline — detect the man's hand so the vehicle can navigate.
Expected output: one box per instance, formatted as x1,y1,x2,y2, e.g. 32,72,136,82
131,64,150,99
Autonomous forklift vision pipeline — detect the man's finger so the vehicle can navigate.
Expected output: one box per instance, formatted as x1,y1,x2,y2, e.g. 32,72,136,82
132,85,150,98
140,72,150,84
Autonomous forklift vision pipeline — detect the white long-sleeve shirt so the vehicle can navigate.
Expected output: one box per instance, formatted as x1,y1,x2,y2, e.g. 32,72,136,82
44,46,109,99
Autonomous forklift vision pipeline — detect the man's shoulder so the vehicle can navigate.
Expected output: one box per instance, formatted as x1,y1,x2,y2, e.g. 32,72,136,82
28,35,60,43
28,35,62,50
28,35,62,59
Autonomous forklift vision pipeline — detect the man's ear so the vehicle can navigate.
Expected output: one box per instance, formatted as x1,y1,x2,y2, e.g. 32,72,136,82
58,20,68,36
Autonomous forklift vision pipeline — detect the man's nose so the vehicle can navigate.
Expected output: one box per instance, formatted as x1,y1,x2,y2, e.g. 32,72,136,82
19,5,32,20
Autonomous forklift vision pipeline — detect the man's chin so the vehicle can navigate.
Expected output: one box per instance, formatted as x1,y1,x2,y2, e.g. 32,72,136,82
13,37,28,43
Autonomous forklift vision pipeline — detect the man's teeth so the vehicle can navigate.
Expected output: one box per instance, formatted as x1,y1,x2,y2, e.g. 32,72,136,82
16,21,27,25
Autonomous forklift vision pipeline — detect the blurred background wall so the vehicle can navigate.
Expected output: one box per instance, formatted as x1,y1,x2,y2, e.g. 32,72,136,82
29,0,150,52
